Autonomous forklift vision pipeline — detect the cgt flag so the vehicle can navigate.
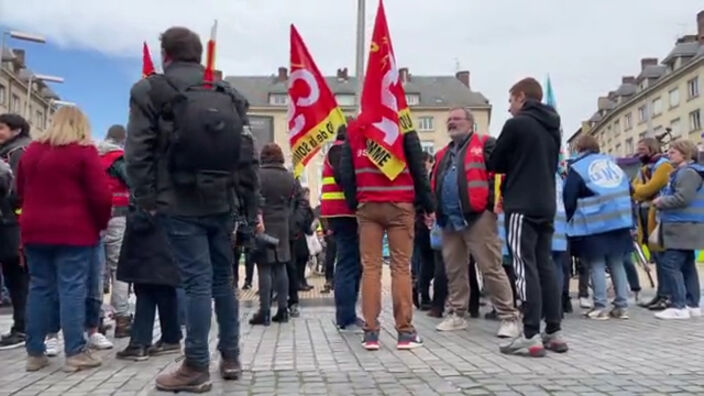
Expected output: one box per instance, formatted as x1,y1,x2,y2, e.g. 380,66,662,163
288,24,345,177
358,0,414,181
142,42,155,78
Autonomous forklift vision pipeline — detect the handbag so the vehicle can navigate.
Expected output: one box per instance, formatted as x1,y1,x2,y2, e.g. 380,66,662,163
648,223,661,247
306,233,323,256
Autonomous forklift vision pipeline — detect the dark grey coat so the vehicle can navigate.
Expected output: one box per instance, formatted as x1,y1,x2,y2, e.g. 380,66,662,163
258,163,302,263
657,165,704,250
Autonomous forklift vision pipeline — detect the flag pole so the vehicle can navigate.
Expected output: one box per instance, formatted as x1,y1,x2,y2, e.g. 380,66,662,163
354,0,366,114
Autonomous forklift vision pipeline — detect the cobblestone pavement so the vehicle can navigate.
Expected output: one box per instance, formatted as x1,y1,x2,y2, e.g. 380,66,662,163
1,274,703,395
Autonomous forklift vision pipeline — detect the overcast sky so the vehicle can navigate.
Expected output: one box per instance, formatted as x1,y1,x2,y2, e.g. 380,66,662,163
2,0,703,140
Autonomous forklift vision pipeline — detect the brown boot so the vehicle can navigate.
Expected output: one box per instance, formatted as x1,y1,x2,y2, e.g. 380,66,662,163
114,315,132,339
219,357,242,380
155,362,211,393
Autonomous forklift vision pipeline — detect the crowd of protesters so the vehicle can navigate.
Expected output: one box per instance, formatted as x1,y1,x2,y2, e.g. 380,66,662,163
0,25,703,394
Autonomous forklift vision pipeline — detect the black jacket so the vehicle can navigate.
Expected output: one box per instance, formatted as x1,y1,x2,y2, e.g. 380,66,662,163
117,206,180,287
125,61,257,217
487,100,561,220
0,134,30,261
433,133,496,226
338,130,435,213
257,163,301,264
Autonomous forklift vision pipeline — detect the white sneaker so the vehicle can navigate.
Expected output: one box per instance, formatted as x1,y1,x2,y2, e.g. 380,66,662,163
688,306,702,318
45,336,59,357
655,307,691,320
435,313,468,332
496,320,520,339
579,297,592,309
87,332,113,350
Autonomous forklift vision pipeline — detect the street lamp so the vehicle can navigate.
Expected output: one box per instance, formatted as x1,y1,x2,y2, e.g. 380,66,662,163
25,73,64,118
354,0,365,113
1,30,46,61
50,99,76,107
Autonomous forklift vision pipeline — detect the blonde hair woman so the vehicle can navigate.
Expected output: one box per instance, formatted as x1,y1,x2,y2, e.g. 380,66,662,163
16,106,112,372
653,139,704,320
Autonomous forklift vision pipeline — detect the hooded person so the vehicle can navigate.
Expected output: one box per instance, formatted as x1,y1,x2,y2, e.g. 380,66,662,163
487,77,566,357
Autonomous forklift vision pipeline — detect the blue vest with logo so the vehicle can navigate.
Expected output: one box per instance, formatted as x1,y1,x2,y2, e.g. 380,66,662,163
553,173,568,251
660,163,704,223
567,153,633,237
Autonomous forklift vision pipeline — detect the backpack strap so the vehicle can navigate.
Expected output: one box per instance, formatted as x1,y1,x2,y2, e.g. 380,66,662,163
147,74,182,121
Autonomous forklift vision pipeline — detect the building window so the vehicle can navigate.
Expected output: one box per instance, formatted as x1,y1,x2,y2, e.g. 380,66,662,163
652,97,662,116
639,131,647,140
670,118,682,139
690,110,702,132
638,105,648,123
0,84,5,105
405,94,420,106
334,94,355,106
614,120,621,136
669,88,680,108
420,141,435,154
11,94,20,112
417,116,434,132
624,112,633,130
615,143,622,156
268,94,288,106
625,138,634,155
688,77,700,100
35,110,44,129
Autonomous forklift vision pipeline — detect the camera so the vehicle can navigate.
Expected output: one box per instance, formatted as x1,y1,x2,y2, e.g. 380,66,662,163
254,233,279,247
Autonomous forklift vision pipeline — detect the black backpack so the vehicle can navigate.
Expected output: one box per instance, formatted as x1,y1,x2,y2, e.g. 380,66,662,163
149,75,245,188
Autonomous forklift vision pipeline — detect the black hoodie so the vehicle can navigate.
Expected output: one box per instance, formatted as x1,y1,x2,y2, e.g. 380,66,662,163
487,100,561,220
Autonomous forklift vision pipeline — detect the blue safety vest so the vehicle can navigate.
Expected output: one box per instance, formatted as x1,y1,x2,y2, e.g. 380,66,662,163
637,156,669,184
660,163,704,223
553,173,568,251
567,153,633,237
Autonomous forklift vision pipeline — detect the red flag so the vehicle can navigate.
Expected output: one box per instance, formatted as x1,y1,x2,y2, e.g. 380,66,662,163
142,42,155,78
288,25,346,177
203,20,217,86
358,0,413,180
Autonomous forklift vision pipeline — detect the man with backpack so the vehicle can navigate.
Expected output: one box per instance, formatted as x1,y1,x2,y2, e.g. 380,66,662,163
126,27,256,393
97,125,132,340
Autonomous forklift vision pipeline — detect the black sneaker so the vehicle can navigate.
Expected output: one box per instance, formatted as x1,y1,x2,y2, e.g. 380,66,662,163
0,331,26,350
148,341,181,356
116,344,149,361
289,304,300,318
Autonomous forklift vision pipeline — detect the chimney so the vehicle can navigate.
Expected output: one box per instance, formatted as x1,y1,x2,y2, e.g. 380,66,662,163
698,10,704,44
399,67,409,83
622,76,636,85
455,70,470,89
597,96,611,111
640,57,658,71
13,49,25,67
213,69,223,82
277,66,288,82
336,67,348,81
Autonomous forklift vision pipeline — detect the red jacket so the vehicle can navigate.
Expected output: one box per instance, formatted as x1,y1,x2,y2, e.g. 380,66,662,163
17,142,112,246
320,141,354,218
99,149,129,208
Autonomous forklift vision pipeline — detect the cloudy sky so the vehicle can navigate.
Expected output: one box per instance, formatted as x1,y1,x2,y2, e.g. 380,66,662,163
2,0,703,141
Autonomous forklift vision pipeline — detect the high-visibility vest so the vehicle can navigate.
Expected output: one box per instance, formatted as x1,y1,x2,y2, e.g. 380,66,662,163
99,150,129,208
351,138,414,204
553,173,567,251
567,153,633,237
320,142,354,218
431,133,490,213
660,163,704,223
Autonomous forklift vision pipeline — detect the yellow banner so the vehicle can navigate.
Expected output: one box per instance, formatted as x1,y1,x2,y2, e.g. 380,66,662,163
364,107,413,181
292,107,346,178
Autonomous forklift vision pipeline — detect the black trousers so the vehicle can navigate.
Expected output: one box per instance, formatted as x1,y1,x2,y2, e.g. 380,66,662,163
506,213,561,338
131,284,181,347
1,255,27,333
233,246,255,287
285,258,300,306
468,258,480,316
417,227,435,303
431,251,448,311
324,234,336,283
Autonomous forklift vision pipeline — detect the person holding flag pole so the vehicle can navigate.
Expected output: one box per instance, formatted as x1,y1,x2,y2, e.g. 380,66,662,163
339,0,434,351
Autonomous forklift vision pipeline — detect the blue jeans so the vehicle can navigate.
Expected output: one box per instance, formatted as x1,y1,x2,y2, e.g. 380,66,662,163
331,218,361,327
660,249,701,309
85,241,105,329
586,252,629,309
552,251,567,296
25,244,93,357
653,252,671,297
160,214,240,368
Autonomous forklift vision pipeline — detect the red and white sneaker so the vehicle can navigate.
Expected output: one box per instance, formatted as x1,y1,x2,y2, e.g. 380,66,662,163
362,331,380,351
397,332,423,350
